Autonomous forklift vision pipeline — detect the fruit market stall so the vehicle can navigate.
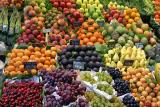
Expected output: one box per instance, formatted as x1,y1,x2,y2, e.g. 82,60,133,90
0,0,160,107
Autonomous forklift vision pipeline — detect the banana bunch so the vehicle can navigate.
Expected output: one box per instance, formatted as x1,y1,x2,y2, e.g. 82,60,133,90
104,46,148,72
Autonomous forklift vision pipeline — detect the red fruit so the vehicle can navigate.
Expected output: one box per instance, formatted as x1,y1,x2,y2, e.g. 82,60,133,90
60,39,67,45
71,3,76,8
30,24,36,30
78,18,84,23
32,30,39,35
50,0,55,3
73,11,80,18
64,34,70,40
66,2,71,7
22,34,27,38
28,10,36,17
108,17,113,22
53,2,59,7
71,34,76,39
60,2,65,8
118,17,123,23
26,29,31,34
70,18,75,24
70,8,75,13
113,13,119,19
28,34,34,39
37,35,43,41
52,41,58,45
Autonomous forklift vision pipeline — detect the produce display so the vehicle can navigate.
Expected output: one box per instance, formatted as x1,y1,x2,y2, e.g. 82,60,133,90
1,0,160,107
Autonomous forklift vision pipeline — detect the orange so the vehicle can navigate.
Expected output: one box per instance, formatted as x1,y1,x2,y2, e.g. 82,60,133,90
43,65,49,69
86,32,92,38
34,51,41,57
98,38,104,44
24,49,31,56
40,57,46,63
41,48,46,54
45,50,51,57
90,36,97,43
51,65,56,70
125,15,130,20
131,12,136,18
14,61,22,67
8,60,14,66
83,38,89,44
37,63,43,69
134,17,140,22
80,34,86,39
30,55,36,60
128,19,134,23
35,57,40,63
10,53,16,58
51,47,57,52
44,60,50,65
15,57,22,61
34,47,41,52
17,52,24,57
126,23,131,29
46,57,51,60
28,46,34,51
17,71,23,75
87,42,94,46
31,69,37,75
24,70,29,75
136,13,140,17
22,56,29,61
50,59,56,65
3,70,9,76
80,40,84,45
7,65,15,71
19,65,24,71
132,8,137,12
51,51,57,58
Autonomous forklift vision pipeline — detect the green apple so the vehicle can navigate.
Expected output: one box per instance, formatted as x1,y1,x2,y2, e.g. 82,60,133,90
79,8,84,13
40,3,45,7
117,5,121,10
98,4,103,9
85,12,89,17
96,8,101,15
81,4,86,8
76,0,82,4
85,8,88,13
92,12,99,19
89,0,94,4
92,4,97,8
95,0,100,5
42,7,47,13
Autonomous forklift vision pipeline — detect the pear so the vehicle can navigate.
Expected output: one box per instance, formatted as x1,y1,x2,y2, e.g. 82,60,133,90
87,4,91,8
79,8,84,13
111,61,116,67
83,0,88,4
81,4,86,8
76,0,82,4
117,61,123,69
113,53,119,62
89,0,94,4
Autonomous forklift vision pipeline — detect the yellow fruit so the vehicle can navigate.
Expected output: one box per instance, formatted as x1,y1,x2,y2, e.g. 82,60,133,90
28,46,34,51
31,69,37,75
51,47,57,51
45,50,51,57
34,47,40,51
37,63,43,69
34,51,41,57
51,51,57,58
10,71,17,77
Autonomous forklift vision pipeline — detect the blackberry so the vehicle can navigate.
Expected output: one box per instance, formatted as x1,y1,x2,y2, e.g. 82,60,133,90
123,95,139,107
113,79,131,96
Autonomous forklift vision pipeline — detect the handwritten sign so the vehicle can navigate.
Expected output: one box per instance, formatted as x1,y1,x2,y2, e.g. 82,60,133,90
135,43,144,48
148,65,155,72
70,39,80,45
97,20,105,27
24,62,37,70
124,60,134,66
73,61,84,70
43,29,51,33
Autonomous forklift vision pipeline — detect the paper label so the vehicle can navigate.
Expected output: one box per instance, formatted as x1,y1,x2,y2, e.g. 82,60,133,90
24,62,37,70
70,39,80,45
97,20,105,27
43,29,51,33
135,42,144,48
124,60,134,66
73,61,84,70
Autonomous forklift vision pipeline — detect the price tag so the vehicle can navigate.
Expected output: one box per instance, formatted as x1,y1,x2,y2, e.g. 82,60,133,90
148,65,155,72
24,62,37,70
135,43,144,48
73,21,82,27
124,60,134,66
73,61,84,70
97,20,105,27
70,39,80,45
2,25,8,32
43,29,51,33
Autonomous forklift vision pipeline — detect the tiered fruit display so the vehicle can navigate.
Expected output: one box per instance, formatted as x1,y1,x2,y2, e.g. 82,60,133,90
104,46,148,72
58,45,104,71
50,0,76,11
4,46,57,77
123,68,160,107
76,0,104,21
40,69,87,106
17,20,45,44
77,19,105,45
153,0,160,24
0,81,43,107
85,91,125,107
97,84,114,95
122,94,139,107
44,7,61,28
63,8,84,27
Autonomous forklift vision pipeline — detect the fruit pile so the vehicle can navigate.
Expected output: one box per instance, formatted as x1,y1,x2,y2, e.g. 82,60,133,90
58,45,104,71
44,7,61,28
40,69,87,106
4,46,57,77
123,68,160,107
77,19,105,45
0,81,43,107
0,0,24,8
104,46,148,72
153,0,160,24
85,91,125,107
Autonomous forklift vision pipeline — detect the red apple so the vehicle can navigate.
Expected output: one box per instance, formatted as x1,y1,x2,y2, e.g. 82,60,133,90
118,17,123,23
53,2,59,7
60,2,65,8
78,18,84,23
66,2,71,7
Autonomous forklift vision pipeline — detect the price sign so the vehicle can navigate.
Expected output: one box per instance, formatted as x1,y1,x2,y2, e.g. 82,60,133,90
97,20,105,27
135,43,144,48
73,61,84,70
148,65,155,72
70,39,80,45
2,25,8,32
73,21,82,27
124,60,134,66
43,29,51,33
24,62,37,70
